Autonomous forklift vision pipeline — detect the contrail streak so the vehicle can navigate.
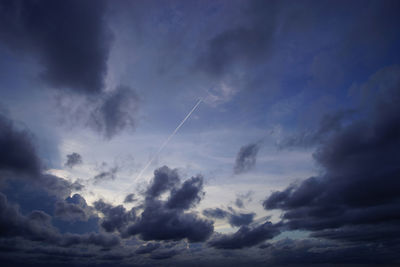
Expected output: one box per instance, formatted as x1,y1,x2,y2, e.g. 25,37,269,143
134,99,202,182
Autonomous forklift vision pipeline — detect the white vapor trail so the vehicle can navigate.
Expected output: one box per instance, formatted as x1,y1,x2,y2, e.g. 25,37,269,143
134,99,202,183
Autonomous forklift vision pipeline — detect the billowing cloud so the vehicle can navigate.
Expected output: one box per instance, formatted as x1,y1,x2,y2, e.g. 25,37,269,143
166,175,204,210
0,0,111,94
234,142,261,174
0,192,119,248
208,221,280,249
145,165,180,199
64,153,83,168
54,194,92,222
94,199,136,233
123,166,214,243
264,66,400,247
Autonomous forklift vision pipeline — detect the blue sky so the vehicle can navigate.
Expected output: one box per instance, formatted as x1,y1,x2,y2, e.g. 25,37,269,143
0,0,400,266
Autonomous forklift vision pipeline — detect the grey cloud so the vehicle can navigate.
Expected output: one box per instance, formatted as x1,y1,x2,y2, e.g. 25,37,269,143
196,1,277,78
93,166,118,184
89,86,140,139
123,166,214,243
228,212,255,228
281,109,355,148
0,0,111,94
54,201,87,222
234,191,254,208
208,221,280,249
125,201,213,242
64,153,82,168
94,199,136,233
54,194,92,222
166,175,204,210
202,207,255,227
263,66,400,246
135,242,160,254
146,166,180,199
0,113,41,177
150,248,178,260
0,192,119,248
202,208,229,220
234,142,261,174
124,193,137,203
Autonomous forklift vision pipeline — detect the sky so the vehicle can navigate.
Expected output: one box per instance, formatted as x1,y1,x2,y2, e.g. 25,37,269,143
0,0,399,266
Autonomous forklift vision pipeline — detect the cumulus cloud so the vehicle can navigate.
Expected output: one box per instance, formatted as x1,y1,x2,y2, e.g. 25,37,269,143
0,192,119,248
234,142,261,174
208,221,280,249
94,199,136,233
64,153,83,168
263,66,400,247
166,175,204,210
0,0,111,94
54,194,92,222
123,166,214,243
145,165,180,199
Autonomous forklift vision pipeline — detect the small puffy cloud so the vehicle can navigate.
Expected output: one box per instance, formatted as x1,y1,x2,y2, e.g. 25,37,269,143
64,153,83,168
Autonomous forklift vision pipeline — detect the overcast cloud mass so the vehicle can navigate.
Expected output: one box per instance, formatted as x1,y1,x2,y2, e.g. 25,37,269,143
0,0,399,266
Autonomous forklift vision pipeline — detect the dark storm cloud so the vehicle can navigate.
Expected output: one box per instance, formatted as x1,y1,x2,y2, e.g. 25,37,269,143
123,166,214,243
125,201,213,242
228,212,255,228
166,175,204,210
89,86,140,139
38,174,77,199
208,221,280,249
263,237,400,266
64,153,82,168
123,193,137,203
0,0,111,93
94,199,136,233
0,113,41,177
54,201,87,222
202,207,255,227
234,142,261,174
54,194,92,222
0,192,119,248
145,166,180,199
93,166,118,184
263,66,400,245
